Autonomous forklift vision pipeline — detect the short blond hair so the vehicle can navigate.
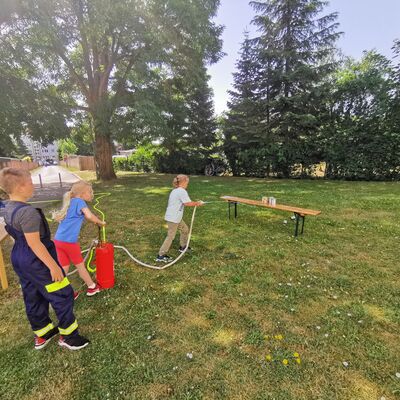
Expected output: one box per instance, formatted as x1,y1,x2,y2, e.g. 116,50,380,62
0,168,31,195
52,181,92,222
172,174,189,188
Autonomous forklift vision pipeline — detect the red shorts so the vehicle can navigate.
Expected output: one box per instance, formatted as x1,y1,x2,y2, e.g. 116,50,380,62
54,240,84,267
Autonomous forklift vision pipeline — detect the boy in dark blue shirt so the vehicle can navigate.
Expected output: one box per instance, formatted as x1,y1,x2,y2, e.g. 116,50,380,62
0,168,89,350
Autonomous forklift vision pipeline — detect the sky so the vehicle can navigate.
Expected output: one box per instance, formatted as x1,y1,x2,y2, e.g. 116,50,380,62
208,0,400,114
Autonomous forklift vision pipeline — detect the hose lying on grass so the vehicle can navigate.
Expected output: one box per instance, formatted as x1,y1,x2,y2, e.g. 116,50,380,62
67,192,198,275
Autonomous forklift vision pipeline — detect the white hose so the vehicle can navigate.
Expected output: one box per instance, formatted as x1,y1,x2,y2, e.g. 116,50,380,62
114,206,197,270
67,207,197,274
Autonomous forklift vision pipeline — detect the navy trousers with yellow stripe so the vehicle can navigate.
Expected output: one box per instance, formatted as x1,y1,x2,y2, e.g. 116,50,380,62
5,204,79,338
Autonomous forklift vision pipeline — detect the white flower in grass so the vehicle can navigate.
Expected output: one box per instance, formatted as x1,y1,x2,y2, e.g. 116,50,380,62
347,313,352,317
336,311,341,315
380,396,386,400
333,295,338,300
342,361,349,368
316,326,321,330
324,333,329,338
186,352,194,360
284,295,289,299
396,372,400,378
290,308,295,312
278,283,282,286
358,320,363,324
287,283,292,286
307,285,311,288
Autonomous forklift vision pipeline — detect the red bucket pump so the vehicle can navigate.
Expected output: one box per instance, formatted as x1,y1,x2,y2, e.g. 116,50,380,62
95,227,115,289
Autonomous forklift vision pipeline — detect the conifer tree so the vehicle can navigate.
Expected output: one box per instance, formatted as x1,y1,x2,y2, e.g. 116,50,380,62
251,0,341,176
224,33,263,175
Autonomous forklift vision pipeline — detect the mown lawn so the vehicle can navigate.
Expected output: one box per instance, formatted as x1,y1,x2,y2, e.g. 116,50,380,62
1,173,399,400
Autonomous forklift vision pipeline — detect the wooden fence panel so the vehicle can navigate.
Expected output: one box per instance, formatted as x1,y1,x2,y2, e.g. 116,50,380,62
60,156,95,171
0,158,38,171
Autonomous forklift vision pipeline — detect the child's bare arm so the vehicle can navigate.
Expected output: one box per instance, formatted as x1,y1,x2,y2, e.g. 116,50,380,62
24,232,64,282
82,207,106,226
183,201,204,207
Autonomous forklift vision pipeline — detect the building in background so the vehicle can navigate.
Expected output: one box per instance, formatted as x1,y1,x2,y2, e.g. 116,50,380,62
21,136,58,165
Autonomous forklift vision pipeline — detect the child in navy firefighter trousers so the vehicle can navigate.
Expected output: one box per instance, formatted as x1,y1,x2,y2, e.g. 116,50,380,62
0,168,90,350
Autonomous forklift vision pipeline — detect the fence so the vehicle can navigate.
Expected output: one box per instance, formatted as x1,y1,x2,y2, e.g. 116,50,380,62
0,157,39,171
60,155,96,171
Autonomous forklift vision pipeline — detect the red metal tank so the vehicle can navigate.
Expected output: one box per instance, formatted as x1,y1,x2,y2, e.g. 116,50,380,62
95,242,115,289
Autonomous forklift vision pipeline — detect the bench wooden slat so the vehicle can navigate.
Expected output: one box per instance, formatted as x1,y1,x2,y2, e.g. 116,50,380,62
221,196,321,216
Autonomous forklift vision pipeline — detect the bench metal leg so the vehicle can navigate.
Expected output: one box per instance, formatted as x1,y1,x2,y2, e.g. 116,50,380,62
228,202,238,220
294,213,305,237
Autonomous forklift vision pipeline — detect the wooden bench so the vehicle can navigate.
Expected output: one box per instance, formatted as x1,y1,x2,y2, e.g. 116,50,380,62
221,195,321,237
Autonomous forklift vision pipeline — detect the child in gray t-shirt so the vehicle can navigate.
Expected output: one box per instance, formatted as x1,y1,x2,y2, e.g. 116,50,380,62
0,168,89,350
4,201,47,237
156,174,204,263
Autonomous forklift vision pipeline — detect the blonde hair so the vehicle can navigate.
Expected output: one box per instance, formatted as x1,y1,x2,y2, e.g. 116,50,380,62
172,174,189,188
52,181,92,222
0,168,31,195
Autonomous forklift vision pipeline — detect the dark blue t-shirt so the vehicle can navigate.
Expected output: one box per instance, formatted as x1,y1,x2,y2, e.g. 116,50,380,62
54,198,87,243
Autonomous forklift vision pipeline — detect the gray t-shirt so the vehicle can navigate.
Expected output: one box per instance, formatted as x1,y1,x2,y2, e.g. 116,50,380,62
3,201,45,236
164,187,191,223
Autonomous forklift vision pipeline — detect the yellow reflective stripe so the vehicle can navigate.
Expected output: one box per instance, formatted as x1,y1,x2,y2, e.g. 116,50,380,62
33,323,55,337
59,320,78,336
45,277,70,293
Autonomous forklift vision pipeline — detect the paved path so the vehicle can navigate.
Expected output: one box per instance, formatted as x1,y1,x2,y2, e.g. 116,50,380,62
30,166,81,203
31,166,81,185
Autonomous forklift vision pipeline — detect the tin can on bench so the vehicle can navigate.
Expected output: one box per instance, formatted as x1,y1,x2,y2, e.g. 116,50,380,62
269,197,276,206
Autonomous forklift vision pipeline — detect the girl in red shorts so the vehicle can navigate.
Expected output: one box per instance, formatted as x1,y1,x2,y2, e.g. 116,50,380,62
53,181,105,297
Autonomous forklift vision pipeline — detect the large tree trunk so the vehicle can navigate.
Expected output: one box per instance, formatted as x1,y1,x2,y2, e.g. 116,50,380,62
91,102,117,180
94,132,116,180
91,114,116,180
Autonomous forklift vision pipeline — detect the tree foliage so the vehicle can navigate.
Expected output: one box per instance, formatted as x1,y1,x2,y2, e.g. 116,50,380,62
324,52,400,180
224,0,341,177
0,0,222,179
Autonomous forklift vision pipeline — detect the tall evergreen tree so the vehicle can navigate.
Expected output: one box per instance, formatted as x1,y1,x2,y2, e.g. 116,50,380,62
251,0,341,176
153,65,217,174
224,33,263,175
185,66,217,153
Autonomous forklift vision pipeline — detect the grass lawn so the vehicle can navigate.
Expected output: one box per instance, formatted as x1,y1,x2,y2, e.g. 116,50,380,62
1,173,399,400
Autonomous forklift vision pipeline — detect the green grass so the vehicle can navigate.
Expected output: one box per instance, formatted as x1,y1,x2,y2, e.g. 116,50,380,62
1,173,400,400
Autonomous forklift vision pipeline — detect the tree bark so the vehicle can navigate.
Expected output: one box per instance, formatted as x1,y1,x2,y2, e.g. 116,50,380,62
94,131,116,180
91,107,116,180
